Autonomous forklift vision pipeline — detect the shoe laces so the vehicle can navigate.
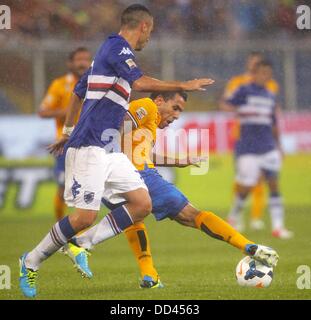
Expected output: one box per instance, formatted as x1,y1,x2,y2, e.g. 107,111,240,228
27,269,38,287
245,244,258,256
140,275,159,288
141,279,156,288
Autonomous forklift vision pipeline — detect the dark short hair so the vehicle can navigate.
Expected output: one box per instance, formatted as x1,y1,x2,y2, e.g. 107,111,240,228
121,4,152,29
254,59,273,70
68,47,90,61
150,91,188,102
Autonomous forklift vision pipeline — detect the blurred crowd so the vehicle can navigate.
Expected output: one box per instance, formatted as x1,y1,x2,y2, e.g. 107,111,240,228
3,0,307,41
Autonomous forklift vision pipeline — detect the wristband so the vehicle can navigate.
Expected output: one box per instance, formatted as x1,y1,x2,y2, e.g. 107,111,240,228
62,126,75,136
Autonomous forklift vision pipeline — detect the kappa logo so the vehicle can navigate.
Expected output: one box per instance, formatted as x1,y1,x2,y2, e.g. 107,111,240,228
119,47,134,56
72,178,81,199
84,191,95,204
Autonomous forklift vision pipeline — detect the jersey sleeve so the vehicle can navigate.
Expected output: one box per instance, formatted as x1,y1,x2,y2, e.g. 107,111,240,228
74,67,91,99
223,77,241,100
127,100,157,129
107,43,143,86
267,79,279,95
40,79,62,110
225,87,245,107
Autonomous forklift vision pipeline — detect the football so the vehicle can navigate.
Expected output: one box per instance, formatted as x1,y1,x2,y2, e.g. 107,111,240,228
236,256,274,288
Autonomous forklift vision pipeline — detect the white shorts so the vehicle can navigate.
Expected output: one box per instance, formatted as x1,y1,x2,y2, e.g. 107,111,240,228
64,146,147,210
236,149,282,187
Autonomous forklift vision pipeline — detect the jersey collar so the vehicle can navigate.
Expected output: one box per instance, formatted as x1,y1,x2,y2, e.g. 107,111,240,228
108,33,133,51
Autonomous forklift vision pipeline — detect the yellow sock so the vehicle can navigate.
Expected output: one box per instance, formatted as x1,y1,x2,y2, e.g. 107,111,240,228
124,222,158,280
251,182,265,220
195,211,254,251
54,192,65,221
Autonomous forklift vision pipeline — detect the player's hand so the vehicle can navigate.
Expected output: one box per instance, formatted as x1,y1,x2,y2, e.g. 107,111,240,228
177,156,208,168
182,78,215,91
47,135,69,156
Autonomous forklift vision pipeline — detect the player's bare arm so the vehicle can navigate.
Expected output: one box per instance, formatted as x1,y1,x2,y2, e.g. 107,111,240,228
272,123,284,158
120,114,203,168
38,106,67,120
219,99,236,113
47,93,82,156
272,103,284,157
132,75,214,92
152,152,206,168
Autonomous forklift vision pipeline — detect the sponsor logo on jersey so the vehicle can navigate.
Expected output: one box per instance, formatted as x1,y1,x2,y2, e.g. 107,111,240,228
84,191,95,204
135,107,147,120
125,58,137,69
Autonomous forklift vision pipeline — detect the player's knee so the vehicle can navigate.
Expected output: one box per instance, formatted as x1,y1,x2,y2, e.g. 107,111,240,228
80,212,97,229
136,194,152,217
267,178,279,194
236,185,251,198
124,188,152,221
70,210,97,230
133,195,152,221
176,205,199,227
57,186,65,199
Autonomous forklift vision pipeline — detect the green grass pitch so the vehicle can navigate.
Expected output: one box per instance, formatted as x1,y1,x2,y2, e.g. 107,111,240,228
0,154,311,300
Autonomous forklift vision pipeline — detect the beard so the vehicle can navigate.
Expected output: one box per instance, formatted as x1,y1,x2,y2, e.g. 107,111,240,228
135,39,148,51
134,45,143,52
73,66,88,78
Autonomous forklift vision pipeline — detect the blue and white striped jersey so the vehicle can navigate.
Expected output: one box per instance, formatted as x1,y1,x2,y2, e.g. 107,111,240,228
67,33,143,149
226,83,278,156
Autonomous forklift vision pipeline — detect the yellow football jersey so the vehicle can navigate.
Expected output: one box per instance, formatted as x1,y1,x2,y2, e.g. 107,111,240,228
40,73,78,139
127,97,161,171
224,73,279,140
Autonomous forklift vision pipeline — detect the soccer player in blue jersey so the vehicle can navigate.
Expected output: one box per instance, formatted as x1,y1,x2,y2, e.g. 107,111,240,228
19,4,214,298
221,60,293,239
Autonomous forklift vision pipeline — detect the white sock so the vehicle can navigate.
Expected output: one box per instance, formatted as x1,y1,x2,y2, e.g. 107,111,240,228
228,195,247,220
25,218,74,271
25,216,76,271
74,215,121,250
269,195,284,230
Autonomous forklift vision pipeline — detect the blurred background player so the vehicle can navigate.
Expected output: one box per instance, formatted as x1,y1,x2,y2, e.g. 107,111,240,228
66,91,279,288
222,52,280,231
221,60,293,239
38,48,92,221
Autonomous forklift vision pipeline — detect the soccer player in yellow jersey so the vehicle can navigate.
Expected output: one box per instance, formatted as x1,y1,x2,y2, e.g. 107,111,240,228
38,47,91,221
222,52,280,231
67,91,279,288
